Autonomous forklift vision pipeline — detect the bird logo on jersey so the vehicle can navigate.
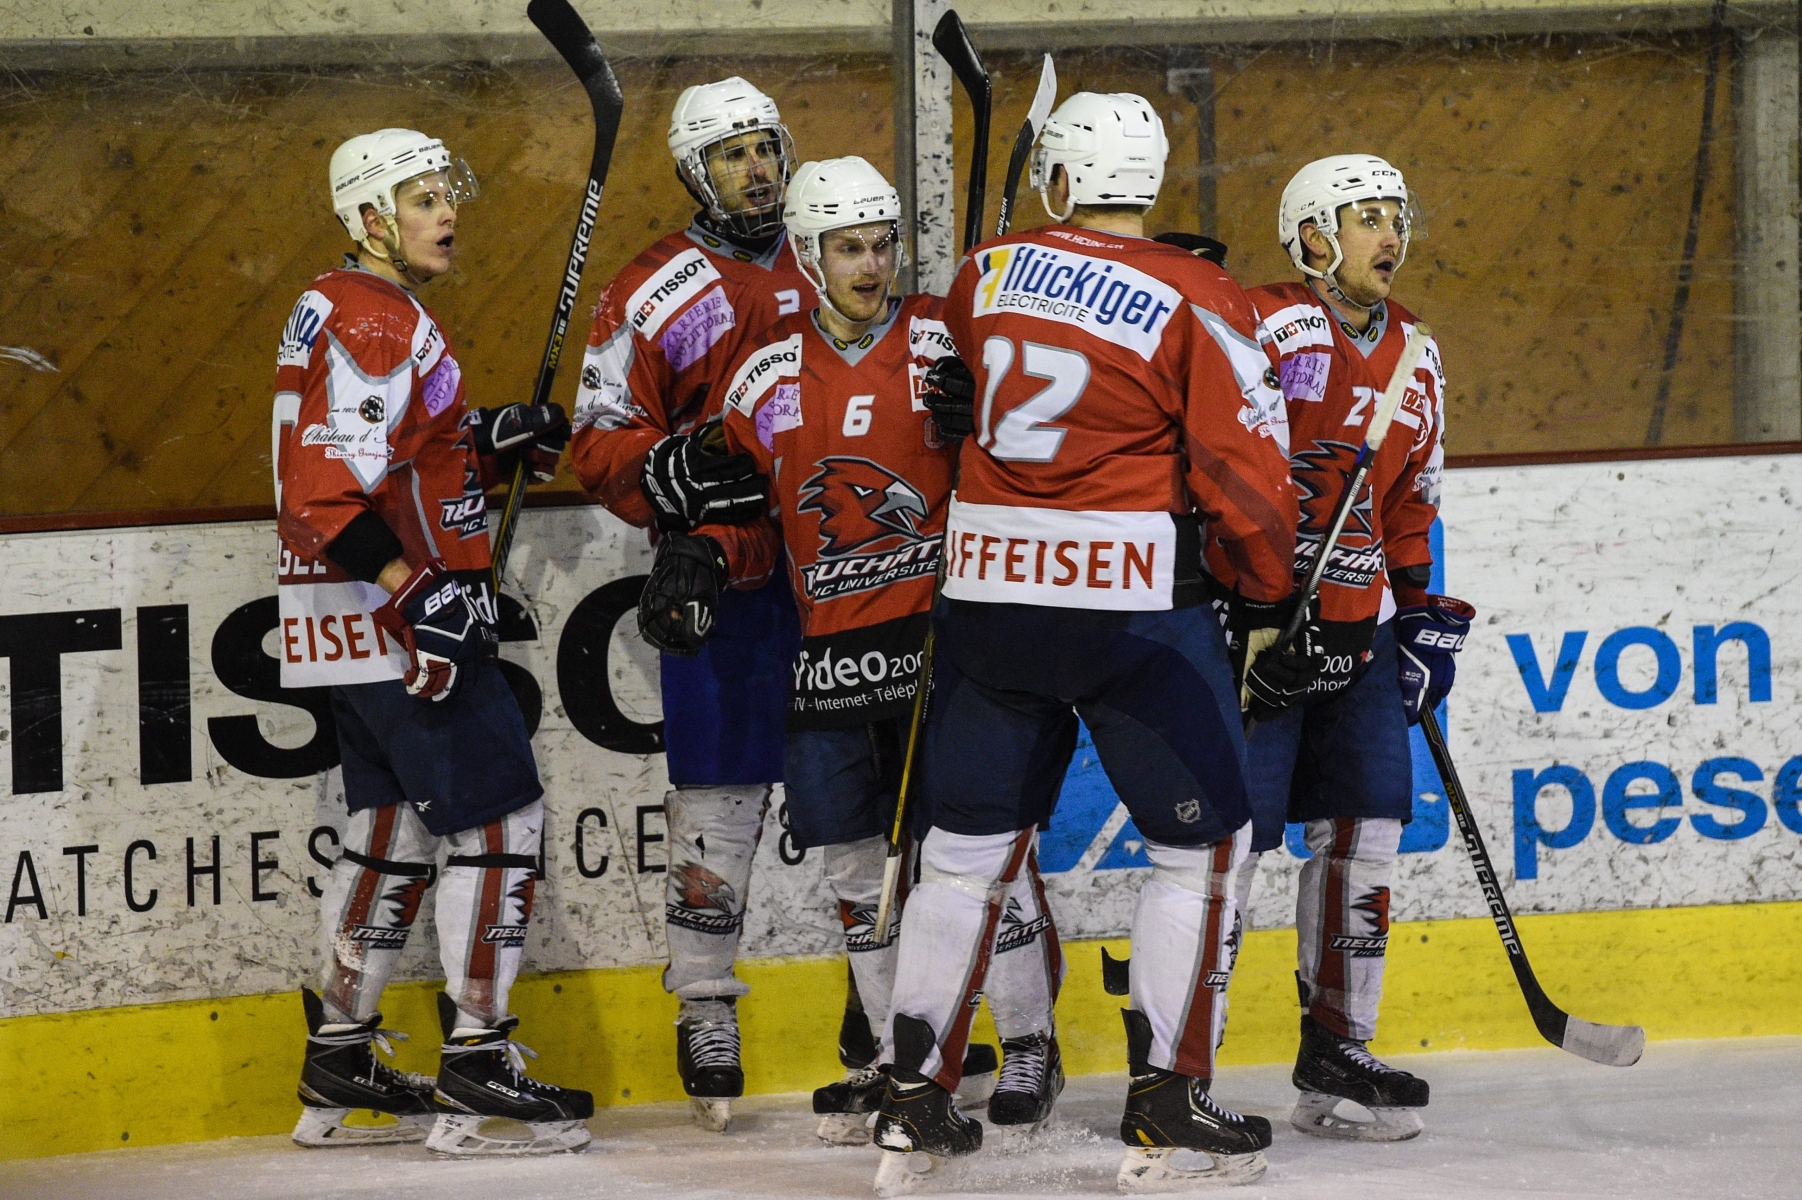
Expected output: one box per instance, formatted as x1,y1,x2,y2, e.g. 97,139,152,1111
795,458,941,602
799,457,928,553
1290,439,1383,589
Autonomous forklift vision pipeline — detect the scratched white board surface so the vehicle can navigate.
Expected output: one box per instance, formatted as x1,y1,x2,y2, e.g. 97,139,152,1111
2,454,1798,1017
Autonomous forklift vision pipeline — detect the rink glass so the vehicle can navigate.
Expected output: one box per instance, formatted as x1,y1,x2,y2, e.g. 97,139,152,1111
1,12,1795,523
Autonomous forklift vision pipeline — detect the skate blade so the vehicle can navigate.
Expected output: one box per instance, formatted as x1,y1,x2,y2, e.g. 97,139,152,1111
874,1148,957,1197
424,1113,592,1157
1116,1145,1268,1192
952,1069,996,1111
1290,1092,1423,1141
291,1106,431,1147
816,1111,877,1145
690,1097,732,1133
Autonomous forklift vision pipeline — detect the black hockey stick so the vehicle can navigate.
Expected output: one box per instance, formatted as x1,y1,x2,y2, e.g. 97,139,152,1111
873,13,995,942
1420,709,1646,1067
995,54,1056,238
1243,322,1432,736
932,10,992,255
489,0,625,598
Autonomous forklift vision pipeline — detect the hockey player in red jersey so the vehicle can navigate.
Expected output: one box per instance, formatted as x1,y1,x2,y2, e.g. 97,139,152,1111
565,77,820,1133
871,93,1314,1195
1234,154,1472,1142
277,128,589,1156
638,157,1066,1143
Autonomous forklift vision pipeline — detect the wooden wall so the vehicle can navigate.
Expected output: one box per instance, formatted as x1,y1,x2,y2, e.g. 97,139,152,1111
0,35,1737,519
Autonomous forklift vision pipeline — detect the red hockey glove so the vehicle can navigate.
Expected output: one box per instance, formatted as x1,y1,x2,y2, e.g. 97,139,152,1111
471,403,570,484
372,559,493,702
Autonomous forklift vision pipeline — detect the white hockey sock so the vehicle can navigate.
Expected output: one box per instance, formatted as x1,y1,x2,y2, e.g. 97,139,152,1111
1214,849,1261,1050
984,840,1065,1041
1296,817,1401,1042
888,827,1034,1087
318,802,437,1024
823,836,898,1062
662,785,770,1000
437,800,543,1028
1128,825,1249,1078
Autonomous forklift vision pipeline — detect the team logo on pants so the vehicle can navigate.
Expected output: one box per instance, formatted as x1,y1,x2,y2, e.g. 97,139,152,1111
1329,886,1392,957
994,895,1050,954
667,863,744,935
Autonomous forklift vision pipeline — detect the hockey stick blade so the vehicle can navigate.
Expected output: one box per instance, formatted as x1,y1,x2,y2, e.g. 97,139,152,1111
1422,710,1646,1067
491,0,625,592
932,10,992,255
996,54,1056,237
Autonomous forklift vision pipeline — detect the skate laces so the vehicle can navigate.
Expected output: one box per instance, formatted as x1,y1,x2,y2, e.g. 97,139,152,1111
997,1038,1047,1094
686,1019,741,1070
1341,1038,1397,1074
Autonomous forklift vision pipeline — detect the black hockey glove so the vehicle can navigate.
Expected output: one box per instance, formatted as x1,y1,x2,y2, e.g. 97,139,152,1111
638,533,728,657
371,558,494,703
470,403,571,484
640,425,766,532
1152,231,1230,266
1395,594,1476,725
921,355,976,441
1229,592,1321,721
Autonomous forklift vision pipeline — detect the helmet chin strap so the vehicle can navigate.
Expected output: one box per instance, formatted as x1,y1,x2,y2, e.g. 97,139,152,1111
1300,231,1378,317
362,219,430,290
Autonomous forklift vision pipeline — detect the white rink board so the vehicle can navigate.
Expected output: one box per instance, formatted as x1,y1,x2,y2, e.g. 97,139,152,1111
1,452,1798,1018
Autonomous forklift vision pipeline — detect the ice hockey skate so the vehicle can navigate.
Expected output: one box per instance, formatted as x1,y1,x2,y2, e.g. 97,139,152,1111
425,994,593,1157
1116,1010,1270,1192
677,996,744,1132
872,1015,985,1196
987,1030,1064,1131
291,987,436,1147
1290,1013,1429,1141
813,1062,887,1144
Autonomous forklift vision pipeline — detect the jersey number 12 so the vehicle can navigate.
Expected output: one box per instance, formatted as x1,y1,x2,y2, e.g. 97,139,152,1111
977,336,1091,463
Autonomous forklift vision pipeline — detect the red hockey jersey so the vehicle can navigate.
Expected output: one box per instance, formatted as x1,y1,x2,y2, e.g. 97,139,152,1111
1247,282,1444,626
941,226,1298,609
272,263,494,687
568,221,810,529
705,294,956,728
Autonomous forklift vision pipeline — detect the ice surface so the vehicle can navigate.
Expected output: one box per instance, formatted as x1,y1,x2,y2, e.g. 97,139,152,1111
8,1037,1798,1200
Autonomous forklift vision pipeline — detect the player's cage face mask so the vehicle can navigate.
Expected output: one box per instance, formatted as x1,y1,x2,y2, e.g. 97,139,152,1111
678,126,797,241
799,220,907,327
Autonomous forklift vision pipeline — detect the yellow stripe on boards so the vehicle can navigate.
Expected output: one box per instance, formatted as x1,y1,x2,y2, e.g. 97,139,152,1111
4,900,1799,1162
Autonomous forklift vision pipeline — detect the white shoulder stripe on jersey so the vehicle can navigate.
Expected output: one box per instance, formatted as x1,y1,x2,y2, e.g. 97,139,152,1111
627,248,723,339
723,333,803,417
1261,301,1333,352
1192,304,1291,456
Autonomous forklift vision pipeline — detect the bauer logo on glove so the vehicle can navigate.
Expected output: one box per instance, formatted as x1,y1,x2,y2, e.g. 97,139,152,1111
1395,594,1476,726
371,558,493,702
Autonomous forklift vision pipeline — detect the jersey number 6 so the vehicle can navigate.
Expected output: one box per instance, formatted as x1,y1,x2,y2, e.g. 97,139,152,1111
977,336,1091,462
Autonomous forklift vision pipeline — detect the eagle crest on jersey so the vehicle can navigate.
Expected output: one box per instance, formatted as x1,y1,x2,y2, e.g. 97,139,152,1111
797,458,929,554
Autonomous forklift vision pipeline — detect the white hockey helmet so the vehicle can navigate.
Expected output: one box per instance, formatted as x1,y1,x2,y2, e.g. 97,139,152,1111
783,156,908,299
329,128,478,245
668,77,797,240
1278,154,1418,288
1029,92,1168,221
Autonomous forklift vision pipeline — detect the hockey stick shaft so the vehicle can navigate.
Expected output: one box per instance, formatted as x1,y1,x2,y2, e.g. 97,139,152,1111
490,0,625,597
1421,708,1646,1066
932,10,992,255
1243,324,1430,735
995,55,1056,238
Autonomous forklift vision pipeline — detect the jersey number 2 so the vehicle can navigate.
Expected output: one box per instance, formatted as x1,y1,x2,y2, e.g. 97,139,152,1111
977,336,1090,462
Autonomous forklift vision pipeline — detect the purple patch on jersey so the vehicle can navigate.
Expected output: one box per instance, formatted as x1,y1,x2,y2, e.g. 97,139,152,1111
423,354,461,417
660,286,735,373
1280,351,1330,403
756,382,802,450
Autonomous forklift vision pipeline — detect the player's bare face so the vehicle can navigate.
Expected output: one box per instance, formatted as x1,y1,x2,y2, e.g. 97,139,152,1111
1322,200,1406,307
818,221,898,329
707,131,783,215
367,173,460,282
